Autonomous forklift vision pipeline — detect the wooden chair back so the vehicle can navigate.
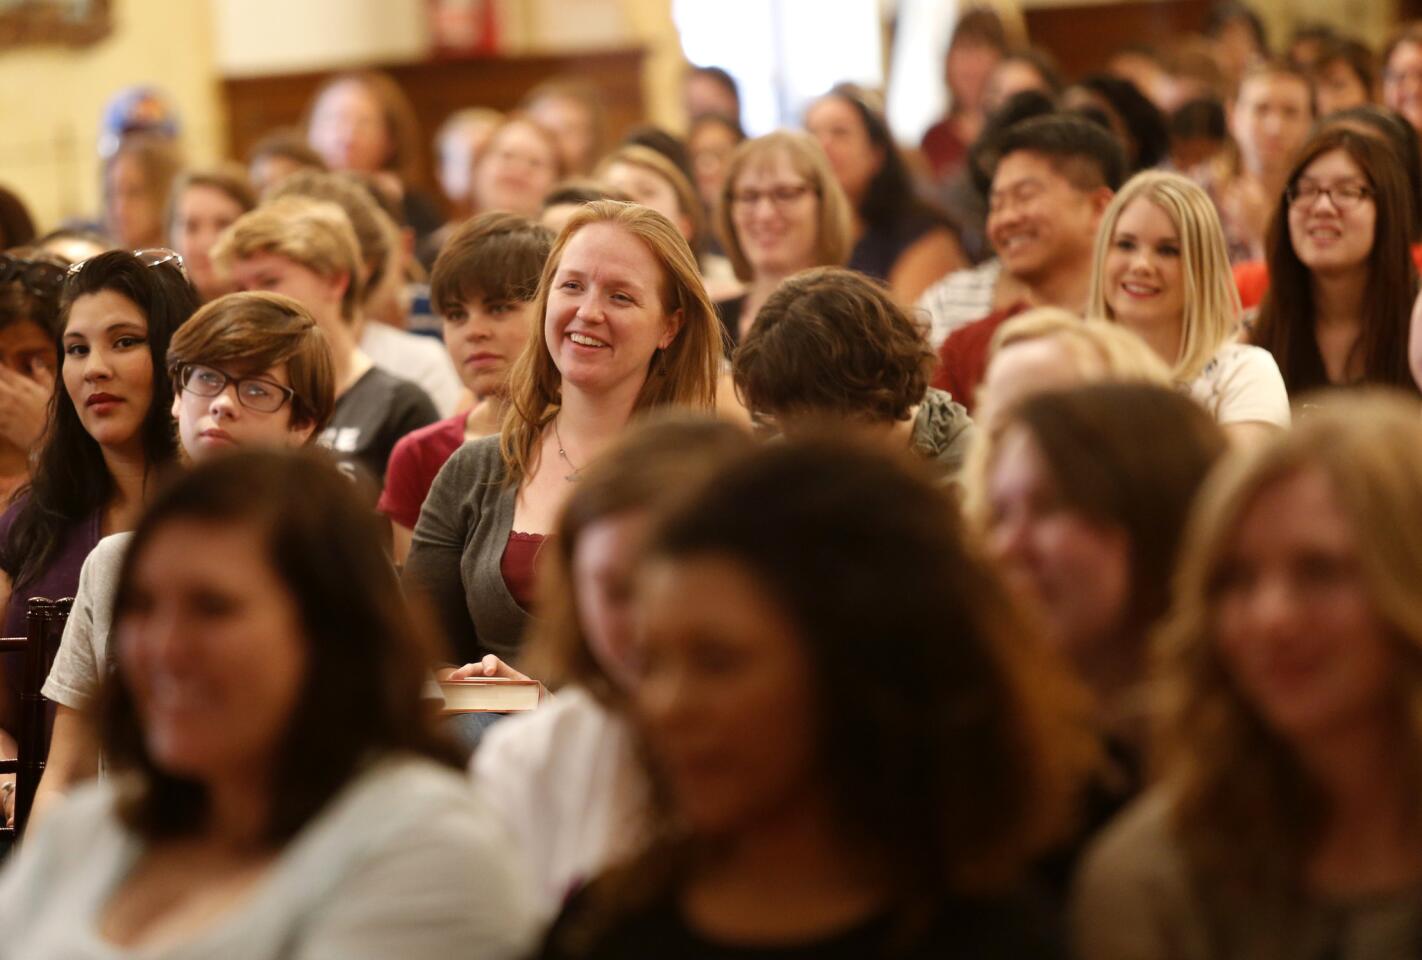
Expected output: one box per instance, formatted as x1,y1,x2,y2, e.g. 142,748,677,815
0,596,72,841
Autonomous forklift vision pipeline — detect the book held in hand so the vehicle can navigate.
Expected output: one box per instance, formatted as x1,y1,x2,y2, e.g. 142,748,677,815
439,677,541,713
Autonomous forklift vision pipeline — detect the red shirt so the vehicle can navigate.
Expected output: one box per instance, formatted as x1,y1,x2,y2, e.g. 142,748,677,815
930,303,1028,414
377,413,467,529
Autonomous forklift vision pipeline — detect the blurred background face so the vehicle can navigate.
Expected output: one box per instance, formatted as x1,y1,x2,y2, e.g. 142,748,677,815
1313,59,1372,118
601,161,691,242
1287,148,1377,277
472,122,560,218
437,117,500,209
983,59,1053,115
689,119,741,212
1230,73,1313,179
172,185,246,302
572,510,651,691
635,553,819,837
1214,468,1397,744
946,38,1002,111
106,154,163,250
804,96,880,206
117,519,307,783
730,151,820,279
0,317,55,379
525,94,597,176
1384,41,1422,133
985,425,1130,664
308,80,391,174
685,72,740,123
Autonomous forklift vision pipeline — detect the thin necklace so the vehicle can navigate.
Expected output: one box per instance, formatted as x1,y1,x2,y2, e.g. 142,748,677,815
552,415,581,482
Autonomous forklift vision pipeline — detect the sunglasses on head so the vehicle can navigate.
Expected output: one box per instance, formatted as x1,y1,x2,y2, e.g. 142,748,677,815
0,254,66,300
65,247,187,282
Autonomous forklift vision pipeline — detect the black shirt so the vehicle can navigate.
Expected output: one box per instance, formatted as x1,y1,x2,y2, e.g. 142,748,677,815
319,366,438,499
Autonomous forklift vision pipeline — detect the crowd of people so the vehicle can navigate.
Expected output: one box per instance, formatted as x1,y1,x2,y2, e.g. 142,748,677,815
0,2,1418,956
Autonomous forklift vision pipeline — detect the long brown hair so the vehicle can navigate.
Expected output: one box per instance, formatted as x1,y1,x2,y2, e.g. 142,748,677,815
498,200,722,483
1251,128,1419,394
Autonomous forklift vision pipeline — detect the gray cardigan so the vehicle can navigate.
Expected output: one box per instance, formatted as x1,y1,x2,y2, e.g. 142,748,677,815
402,436,530,665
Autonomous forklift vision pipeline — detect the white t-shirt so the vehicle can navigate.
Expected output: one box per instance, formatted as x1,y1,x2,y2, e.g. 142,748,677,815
470,686,647,920
0,755,538,960
360,321,463,417
42,532,130,711
1186,341,1291,428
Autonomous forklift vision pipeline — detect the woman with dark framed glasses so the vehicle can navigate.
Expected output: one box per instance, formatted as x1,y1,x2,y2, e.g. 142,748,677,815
0,249,67,501
1250,127,1420,395
0,249,197,737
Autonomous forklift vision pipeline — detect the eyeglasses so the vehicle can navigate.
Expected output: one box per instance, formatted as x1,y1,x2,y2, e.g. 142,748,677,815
1285,181,1374,210
0,255,66,299
730,183,815,209
177,363,295,414
66,247,187,282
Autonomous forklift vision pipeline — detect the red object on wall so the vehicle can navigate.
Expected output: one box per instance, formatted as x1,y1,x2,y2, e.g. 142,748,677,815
430,0,500,57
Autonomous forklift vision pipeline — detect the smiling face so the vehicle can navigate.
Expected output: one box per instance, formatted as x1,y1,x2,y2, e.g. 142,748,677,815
472,121,560,218
173,185,247,302
544,222,681,400
307,80,392,174
442,293,534,398
62,290,155,453
985,425,1131,666
117,519,308,783
1287,148,1377,277
1103,197,1186,342
635,553,819,837
1214,468,1397,744
729,150,820,279
804,96,881,206
1384,40,1422,134
172,360,312,461
988,150,1106,287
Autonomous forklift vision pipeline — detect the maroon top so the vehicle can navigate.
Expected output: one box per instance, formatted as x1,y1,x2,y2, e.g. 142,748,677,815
378,413,467,529
501,531,547,611
931,302,1028,414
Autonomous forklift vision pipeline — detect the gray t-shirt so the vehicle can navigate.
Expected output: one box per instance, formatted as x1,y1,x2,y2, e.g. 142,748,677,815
0,754,537,959
42,532,131,711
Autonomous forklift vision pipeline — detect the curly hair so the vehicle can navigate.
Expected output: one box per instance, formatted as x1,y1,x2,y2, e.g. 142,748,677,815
732,266,933,424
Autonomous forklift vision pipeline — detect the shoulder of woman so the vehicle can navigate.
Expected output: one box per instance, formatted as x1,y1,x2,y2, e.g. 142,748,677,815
1073,787,1192,908
473,688,621,782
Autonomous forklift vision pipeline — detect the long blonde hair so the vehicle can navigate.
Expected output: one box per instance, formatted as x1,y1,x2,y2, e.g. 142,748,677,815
499,200,722,482
1155,389,1422,900
1087,170,1241,383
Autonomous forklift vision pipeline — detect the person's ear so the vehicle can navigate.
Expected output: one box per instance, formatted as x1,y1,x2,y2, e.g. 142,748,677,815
1090,187,1115,223
659,308,684,350
326,270,351,307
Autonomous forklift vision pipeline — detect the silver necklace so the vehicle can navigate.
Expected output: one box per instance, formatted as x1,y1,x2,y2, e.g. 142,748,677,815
552,416,581,482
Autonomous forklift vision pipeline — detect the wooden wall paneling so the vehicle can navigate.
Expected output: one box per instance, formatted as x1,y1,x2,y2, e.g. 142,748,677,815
221,48,647,193
1022,0,1211,82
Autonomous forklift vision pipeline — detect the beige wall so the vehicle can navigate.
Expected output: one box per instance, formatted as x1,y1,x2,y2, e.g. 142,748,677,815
0,0,224,234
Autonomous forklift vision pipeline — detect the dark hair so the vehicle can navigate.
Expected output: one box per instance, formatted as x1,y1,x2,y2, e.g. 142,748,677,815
818,83,955,234
304,71,425,186
35,227,113,265
101,450,460,843
1204,1,1268,53
688,111,747,146
1253,127,1419,394
993,114,1128,192
997,48,1065,98
0,185,36,250
619,126,696,191
1319,105,1422,243
541,179,630,209
1170,97,1228,141
968,91,1059,197
688,65,741,114
1004,383,1227,666
429,212,553,314
1,251,198,587
949,7,1010,54
734,267,934,424
247,128,327,172
1074,73,1170,171
1313,37,1377,102
636,439,1091,898
519,415,755,701
0,247,64,338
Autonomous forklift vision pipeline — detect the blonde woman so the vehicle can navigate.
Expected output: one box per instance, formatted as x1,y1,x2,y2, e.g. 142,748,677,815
713,131,854,344
1073,391,1422,959
403,201,722,673
1086,170,1290,443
